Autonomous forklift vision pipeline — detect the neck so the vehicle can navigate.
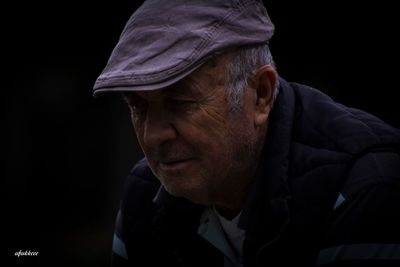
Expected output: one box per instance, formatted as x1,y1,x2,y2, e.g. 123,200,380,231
214,129,267,220
214,205,242,220
213,122,268,220
213,170,257,220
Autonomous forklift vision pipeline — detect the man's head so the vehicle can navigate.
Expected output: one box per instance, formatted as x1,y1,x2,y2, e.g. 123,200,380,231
125,45,278,212
93,0,278,212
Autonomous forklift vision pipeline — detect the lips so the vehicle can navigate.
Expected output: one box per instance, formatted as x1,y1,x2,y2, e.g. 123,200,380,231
161,158,192,165
159,158,195,173
152,143,197,173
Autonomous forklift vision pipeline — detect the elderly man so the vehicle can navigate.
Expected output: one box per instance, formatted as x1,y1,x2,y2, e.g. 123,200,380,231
93,0,400,266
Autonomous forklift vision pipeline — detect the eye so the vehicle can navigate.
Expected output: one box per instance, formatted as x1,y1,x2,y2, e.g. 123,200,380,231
170,99,193,105
132,102,148,116
125,95,148,117
166,98,197,111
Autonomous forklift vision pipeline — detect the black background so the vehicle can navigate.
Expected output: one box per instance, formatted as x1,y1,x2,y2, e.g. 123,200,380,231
3,1,399,266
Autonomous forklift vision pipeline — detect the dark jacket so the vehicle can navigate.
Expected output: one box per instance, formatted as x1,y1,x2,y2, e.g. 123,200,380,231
112,79,400,267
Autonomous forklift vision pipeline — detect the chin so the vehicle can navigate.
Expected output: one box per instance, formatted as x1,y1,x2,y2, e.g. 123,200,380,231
163,181,209,205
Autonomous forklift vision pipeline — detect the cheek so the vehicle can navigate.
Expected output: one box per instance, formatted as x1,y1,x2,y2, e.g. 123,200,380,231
177,116,234,172
130,116,148,151
187,103,230,136
182,107,255,160
179,114,229,151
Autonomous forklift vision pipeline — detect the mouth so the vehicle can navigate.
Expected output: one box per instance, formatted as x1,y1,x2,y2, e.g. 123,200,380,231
159,158,196,173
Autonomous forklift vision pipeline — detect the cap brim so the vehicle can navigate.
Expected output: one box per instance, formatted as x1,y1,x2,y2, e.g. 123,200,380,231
93,55,209,98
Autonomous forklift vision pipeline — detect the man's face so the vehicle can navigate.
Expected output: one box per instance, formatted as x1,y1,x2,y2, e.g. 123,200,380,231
124,55,264,207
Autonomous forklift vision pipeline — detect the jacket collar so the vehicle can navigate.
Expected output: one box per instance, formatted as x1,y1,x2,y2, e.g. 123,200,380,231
239,78,295,234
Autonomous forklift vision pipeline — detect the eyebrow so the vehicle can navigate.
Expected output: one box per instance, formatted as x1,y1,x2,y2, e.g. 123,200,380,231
162,80,201,97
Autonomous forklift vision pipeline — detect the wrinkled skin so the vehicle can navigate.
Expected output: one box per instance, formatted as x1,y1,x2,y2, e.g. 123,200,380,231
124,53,277,215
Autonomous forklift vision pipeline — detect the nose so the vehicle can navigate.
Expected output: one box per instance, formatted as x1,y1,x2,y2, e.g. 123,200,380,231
142,104,177,147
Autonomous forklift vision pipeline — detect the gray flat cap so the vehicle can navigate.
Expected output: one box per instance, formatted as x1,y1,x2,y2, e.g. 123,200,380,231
93,0,274,96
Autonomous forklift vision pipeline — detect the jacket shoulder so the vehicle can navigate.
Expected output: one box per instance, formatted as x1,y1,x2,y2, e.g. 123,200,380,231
120,158,160,216
288,81,400,155
283,80,400,209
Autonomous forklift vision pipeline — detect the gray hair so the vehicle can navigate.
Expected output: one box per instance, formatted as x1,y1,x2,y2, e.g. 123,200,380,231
225,43,279,112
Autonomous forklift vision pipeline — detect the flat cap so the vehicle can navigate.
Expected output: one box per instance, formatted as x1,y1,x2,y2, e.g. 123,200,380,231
93,0,274,96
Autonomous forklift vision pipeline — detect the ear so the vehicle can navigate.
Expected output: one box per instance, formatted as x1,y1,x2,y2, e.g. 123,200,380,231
253,65,277,126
